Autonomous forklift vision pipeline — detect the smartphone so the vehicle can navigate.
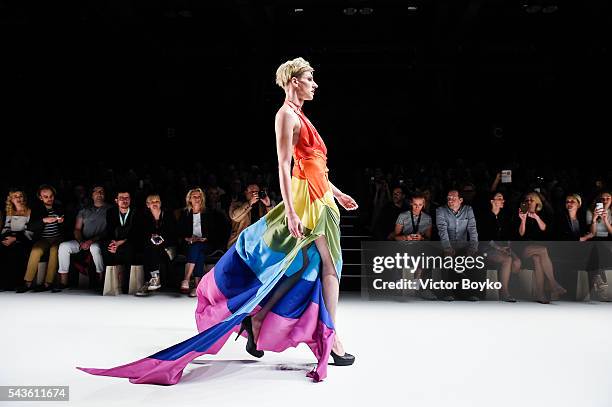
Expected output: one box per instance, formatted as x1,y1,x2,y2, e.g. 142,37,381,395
520,202,529,214
501,170,512,183
151,235,164,245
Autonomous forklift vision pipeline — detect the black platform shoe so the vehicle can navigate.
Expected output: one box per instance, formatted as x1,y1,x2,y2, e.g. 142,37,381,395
330,350,355,366
236,316,264,358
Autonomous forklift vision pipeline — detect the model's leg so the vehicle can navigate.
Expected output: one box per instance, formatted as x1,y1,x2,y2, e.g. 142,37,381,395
252,247,310,341
314,236,346,355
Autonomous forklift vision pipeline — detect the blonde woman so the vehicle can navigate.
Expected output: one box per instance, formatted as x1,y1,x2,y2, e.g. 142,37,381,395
518,191,566,303
79,57,358,384
176,188,220,297
1,189,33,291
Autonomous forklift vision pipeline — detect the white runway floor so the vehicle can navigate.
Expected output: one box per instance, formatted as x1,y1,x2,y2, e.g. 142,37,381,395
1,290,611,407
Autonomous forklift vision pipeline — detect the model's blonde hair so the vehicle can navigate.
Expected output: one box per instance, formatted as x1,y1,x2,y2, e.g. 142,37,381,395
185,188,206,211
5,189,29,217
275,57,314,89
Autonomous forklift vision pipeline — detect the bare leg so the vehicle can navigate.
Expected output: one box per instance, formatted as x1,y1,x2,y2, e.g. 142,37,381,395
251,247,310,341
537,248,564,291
183,263,195,281
489,252,512,297
314,236,345,355
532,255,546,301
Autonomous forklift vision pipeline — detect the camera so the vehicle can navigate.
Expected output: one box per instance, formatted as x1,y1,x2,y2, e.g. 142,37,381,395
258,190,267,199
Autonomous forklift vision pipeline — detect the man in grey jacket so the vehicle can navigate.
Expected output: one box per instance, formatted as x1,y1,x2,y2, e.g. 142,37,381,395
436,189,481,301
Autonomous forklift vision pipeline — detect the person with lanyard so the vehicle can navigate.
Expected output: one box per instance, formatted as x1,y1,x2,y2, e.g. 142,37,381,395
101,190,142,294
394,193,434,299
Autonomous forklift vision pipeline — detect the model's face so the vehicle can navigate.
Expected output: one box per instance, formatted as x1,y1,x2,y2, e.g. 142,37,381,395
411,198,424,214
116,193,131,210
491,193,505,209
39,189,55,207
447,191,462,211
10,192,25,207
92,187,105,204
565,197,580,211
292,71,317,100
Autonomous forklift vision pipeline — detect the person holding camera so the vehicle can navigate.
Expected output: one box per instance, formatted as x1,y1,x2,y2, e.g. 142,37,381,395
518,191,566,303
584,192,612,301
136,194,177,297
226,183,272,248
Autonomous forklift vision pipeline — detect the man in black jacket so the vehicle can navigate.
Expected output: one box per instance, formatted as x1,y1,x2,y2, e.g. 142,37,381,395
102,190,143,293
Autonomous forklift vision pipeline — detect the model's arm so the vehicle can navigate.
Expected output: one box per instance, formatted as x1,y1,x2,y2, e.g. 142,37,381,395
275,109,303,238
329,180,358,210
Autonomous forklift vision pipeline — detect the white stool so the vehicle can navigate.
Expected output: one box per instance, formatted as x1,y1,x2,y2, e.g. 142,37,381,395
103,265,122,296
576,270,591,301
486,269,499,300
128,265,145,295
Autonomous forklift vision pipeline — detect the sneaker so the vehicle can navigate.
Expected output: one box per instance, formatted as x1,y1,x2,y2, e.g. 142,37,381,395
593,276,609,302
135,283,151,297
420,289,438,301
148,276,161,291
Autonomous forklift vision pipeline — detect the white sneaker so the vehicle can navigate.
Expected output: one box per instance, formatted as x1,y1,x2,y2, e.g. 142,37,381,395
148,276,161,291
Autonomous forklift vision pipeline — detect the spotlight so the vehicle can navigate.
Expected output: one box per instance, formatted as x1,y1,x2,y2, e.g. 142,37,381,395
542,5,558,13
407,6,419,11
289,8,305,16
343,7,357,16
359,7,374,15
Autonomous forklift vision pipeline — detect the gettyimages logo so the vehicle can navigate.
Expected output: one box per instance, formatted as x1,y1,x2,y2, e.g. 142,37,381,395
372,252,486,274
361,241,501,298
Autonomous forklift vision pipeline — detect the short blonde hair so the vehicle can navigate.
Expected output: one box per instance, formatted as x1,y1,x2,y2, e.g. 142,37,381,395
185,188,206,211
566,193,582,208
525,192,543,212
275,57,314,89
146,194,161,205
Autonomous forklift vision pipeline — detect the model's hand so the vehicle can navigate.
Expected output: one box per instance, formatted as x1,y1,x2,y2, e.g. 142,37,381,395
337,193,358,211
287,212,305,239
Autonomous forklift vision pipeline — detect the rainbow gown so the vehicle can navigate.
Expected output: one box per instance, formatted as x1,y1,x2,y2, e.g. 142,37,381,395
77,101,343,384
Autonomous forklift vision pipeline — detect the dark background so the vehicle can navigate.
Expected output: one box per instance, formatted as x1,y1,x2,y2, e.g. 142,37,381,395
2,0,610,168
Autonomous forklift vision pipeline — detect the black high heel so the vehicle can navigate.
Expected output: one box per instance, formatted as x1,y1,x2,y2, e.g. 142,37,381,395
236,316,264,358
330,350,355,366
